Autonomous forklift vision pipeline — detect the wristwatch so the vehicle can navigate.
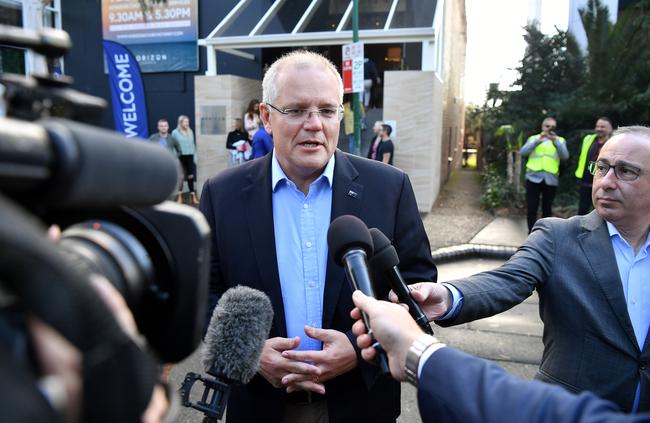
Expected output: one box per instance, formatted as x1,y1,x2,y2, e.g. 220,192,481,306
404,334,440,386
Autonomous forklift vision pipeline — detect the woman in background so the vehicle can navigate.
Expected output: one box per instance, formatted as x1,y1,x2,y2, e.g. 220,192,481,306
243,99,261,140
172,115,198,205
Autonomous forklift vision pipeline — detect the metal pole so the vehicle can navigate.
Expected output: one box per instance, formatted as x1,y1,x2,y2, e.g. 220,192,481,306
352,0,361,156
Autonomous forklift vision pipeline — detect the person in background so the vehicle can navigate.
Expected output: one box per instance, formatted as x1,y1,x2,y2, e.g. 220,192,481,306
148,118,180,156
366,120,384,160
251,125,273,159
519,117,569,232
226,118,252,165
226,118,249,150
171,115,198,205
575,117,614,215
375,124,394,165
244,99,262,141
342,94,365,155
350,291,650,423
362,58,380,108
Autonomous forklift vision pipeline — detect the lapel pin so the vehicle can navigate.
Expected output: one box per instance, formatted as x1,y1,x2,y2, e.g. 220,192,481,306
347,190,358,198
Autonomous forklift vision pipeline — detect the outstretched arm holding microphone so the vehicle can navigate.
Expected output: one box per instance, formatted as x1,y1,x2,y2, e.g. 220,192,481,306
350,291,649,423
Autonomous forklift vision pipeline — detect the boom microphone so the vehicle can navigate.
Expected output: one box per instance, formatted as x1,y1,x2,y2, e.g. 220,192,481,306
0,117,179,208
327,215,390,374
369,228,433,335
181,286,273,421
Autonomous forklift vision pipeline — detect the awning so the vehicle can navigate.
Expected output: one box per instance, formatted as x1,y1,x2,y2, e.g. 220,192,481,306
199,0,442,74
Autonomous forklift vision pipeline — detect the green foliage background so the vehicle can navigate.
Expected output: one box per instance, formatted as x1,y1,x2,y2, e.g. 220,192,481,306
471,0,650,211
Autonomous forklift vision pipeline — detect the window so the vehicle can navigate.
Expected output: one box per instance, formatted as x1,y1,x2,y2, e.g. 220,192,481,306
0,0,63,75
0,1,25,74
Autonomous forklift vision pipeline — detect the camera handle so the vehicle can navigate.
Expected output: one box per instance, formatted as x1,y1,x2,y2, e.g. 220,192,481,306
179,372,231,422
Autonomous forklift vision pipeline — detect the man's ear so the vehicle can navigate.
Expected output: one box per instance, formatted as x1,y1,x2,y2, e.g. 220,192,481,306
259,103,273,135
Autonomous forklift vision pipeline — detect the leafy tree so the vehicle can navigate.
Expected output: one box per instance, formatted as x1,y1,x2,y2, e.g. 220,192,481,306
578,0,650,125
472,0,650,211
500,24,584,134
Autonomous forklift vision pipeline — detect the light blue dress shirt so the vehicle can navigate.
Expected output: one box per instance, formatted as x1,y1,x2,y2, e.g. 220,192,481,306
272,151,334,352
607,222,650,412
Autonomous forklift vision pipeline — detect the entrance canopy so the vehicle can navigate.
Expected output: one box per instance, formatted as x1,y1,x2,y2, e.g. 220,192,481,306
199,0,442,75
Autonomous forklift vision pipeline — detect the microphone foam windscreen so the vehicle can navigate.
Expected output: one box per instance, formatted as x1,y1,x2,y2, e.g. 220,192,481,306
327,215,374,266
369,228,401,271
201,286,273,384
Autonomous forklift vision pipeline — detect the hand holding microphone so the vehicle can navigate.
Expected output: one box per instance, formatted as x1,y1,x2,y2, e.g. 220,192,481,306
327,215,390,375
368,228,434,335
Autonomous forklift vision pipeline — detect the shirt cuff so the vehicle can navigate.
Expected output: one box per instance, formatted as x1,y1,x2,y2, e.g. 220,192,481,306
417,343,447,377
435,283,463,321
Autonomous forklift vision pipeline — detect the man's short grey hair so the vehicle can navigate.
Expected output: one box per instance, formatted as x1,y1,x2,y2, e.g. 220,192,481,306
611,125,650,140
262,50,344,105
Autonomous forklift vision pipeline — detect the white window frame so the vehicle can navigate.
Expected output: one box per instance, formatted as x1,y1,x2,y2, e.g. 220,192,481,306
1,0,63,75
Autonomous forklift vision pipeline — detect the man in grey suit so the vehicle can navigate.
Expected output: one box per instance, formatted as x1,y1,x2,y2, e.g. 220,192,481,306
404,126,650,413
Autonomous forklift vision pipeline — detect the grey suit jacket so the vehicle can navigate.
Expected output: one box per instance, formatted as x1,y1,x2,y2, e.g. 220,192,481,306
440,211,650,412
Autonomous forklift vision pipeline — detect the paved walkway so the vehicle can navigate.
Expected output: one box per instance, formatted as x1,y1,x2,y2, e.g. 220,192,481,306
422,168,495,250
421,167,528,249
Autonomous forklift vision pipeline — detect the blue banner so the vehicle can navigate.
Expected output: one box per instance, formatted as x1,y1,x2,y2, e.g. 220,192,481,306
102,40,149,139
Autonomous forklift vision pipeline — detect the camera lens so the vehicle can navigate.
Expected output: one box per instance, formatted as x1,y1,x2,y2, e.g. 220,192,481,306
58,221,154,311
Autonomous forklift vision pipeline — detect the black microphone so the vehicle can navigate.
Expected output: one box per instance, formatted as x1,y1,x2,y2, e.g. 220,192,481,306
369,228,433,335
180,286,274,422
327,214,390,375
0,117,179,208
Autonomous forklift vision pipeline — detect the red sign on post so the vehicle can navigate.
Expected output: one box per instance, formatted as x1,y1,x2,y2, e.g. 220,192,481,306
342,42,364,94
343,58,353,93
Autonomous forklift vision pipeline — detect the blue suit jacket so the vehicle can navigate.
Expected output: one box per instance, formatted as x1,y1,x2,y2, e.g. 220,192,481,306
418,347,650,423
199,150,437,422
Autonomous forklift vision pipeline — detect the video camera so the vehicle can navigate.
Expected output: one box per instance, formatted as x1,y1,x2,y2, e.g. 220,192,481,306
0,24,210,421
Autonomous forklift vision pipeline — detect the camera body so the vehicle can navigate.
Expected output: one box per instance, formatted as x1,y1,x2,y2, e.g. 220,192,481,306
53,202,210,362
0,24,210,363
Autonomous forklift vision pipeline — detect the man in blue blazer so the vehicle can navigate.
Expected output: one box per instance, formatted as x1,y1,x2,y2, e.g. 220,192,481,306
199,50,436,423
351,291,650,423
401,126,650,413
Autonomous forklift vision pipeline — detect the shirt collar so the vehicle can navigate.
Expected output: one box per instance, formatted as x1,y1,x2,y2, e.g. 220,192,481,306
271,151,335,192
606,221,650,252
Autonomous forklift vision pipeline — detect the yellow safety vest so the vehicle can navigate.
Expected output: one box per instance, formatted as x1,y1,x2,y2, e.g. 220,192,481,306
525,134,564,175
575,134,598,179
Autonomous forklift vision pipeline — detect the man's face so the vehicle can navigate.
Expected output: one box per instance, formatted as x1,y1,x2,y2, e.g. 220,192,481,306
592,134,650,229
260,64,340,184
595,119,613,139
373,122,383,135
157,121,169,135
541,119,556,134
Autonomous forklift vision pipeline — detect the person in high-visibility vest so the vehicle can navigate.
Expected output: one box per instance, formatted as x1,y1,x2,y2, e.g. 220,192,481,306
519,117,569,232
575,117,614,215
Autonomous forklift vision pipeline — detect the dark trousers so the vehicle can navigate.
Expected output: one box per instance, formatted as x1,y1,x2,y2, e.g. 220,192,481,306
526,179,557,233
578,184,593,215
178,155,196,193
